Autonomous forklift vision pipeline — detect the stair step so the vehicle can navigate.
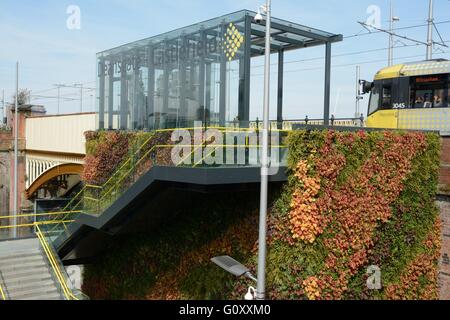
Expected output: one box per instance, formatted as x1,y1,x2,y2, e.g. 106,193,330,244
0,257,45,272
6,280,56,293
0,238,74,301
0,255,44,267
0,239,40,255
1,267,51,280
8,286,60,300
3,274,53,287
18,292,63,300
0,250,41,261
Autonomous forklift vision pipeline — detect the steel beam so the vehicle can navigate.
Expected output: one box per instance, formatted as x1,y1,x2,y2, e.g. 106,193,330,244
323,42,332,125
219,23,227,126
199,31,207,122
147,46,155,130
277,49,284,129
98,58,105,130
120,55,128,130
108,59,114,130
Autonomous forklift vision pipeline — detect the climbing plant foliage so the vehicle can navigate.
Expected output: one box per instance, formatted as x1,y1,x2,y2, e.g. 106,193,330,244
82,129,441,300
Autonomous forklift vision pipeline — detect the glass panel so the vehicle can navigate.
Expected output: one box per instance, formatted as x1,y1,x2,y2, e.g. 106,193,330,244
382,86,392,109
96,11,249,130
410,75,449,109
368,86,380,115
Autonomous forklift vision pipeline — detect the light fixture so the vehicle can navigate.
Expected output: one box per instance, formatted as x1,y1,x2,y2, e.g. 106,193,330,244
211,256,257,282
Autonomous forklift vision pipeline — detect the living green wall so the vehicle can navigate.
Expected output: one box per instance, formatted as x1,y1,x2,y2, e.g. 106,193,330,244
82,129,441,300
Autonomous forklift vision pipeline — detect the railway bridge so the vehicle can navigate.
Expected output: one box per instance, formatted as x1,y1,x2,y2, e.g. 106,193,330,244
0,106,96,221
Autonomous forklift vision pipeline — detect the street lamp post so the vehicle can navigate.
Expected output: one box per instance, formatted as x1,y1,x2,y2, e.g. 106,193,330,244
211,3,272,300
257,0,271,301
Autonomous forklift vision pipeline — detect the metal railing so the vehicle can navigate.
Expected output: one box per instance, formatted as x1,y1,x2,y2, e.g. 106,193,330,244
35,223,80,300
0,211,80,241
0,218,83,300
0,271,7,300
42,127,287,241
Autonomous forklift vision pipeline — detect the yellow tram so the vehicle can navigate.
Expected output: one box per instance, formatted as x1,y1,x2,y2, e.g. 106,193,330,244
362,59,450,131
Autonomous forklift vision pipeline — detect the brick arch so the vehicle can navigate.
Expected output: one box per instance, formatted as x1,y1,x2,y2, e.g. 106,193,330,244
26,163,83,199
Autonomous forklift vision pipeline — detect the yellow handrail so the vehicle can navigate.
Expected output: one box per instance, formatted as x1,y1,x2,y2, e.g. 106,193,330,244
0,281,6,300
0,211,81,220
0,220,75,230
35,224,78,300
52,130,288,220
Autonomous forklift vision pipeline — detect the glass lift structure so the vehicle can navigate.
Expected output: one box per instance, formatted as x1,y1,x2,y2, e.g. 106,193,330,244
96,10,343,130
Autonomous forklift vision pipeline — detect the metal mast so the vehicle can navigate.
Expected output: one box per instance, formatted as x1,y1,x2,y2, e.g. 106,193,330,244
426,0,434,60
388,1,400,66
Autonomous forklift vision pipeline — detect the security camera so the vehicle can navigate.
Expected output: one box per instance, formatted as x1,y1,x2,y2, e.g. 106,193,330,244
254,8,263,24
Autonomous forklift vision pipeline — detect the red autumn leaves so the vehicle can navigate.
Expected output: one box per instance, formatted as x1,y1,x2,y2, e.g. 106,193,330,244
288,131,430,300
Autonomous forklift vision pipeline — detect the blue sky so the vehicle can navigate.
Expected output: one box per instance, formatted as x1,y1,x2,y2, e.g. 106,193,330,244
0,0,449,119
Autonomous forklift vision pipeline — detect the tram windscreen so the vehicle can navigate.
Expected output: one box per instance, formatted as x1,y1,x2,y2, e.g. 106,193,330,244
368,86,380,115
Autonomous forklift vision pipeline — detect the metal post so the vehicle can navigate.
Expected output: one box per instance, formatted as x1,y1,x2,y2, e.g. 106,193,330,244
426,0,434,60
57,86,61,115
199,31,207,124
163,42,170,128
98,59,105,129
238,14,252,127
13,62,19,238
179,40,187,127
147,47,155,130
355,66,360,118
132,51,140,130
33,199,37,234
388,1,394,66
205,62,211,126
277,49,284,129
219,23,227,126
257,0,271,301
108,59,114,130
79,84,83,113
388,1,399,66
120,56,128,130
323,42,331,126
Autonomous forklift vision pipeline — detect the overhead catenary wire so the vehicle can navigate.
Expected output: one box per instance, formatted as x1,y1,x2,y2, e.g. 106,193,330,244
344,20,450,39
26,21,450,97
251,51,450,77
26,21,450,98
252,43,424,68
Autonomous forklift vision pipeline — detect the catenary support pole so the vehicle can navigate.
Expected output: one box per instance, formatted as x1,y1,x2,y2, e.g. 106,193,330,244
426,0,434,60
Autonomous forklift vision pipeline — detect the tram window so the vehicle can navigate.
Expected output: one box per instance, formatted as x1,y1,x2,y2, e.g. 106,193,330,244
368,86,380,115
381,86,392,109
413,89,432,108
410,75,449,108
412,88,448,108
434,89,445,108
